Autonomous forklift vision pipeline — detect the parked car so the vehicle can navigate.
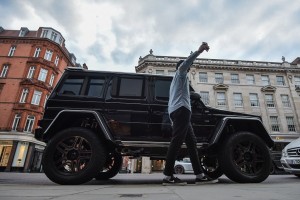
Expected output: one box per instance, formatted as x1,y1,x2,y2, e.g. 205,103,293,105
35,67,274,185
174,158,193,174
280,137,300,177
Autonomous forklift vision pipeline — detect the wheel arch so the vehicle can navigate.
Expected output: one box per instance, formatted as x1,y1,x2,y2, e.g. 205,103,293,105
43,110,115,145
209,117,274,148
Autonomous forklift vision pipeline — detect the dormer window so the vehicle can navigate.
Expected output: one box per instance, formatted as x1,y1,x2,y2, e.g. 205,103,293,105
51,32,58,41
19,27,29,37
41,29,48,38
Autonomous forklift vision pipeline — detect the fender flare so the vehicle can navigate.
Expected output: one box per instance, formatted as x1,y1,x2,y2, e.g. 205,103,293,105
210,117,274,147
44,110,114,142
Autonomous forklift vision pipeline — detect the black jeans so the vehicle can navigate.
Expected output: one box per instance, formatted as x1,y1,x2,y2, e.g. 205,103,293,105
163,106,202,176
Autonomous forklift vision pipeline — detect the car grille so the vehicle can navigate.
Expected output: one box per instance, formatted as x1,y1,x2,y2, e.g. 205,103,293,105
287,147,300,157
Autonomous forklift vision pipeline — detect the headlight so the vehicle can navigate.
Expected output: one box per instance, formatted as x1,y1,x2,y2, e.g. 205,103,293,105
282,150,287,157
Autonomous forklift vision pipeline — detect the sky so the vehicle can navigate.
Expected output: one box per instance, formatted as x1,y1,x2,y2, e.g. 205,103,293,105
0,0,299,72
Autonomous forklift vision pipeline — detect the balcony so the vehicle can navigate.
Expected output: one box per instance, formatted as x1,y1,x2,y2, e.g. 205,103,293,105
27,57,58,73
20,78,52,92
13,103,44,114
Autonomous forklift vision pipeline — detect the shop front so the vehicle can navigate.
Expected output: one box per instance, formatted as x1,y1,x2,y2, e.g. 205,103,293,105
0,132,45,172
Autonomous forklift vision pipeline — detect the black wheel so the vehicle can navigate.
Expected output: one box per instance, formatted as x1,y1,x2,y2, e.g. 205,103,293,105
95,152,122,180
219,131,271,183
42,128,106,185
200,155,223,179
294,174,300,178
174,165,185,174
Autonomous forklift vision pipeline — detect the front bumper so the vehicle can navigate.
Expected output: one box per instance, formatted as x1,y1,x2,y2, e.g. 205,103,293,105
280,157,300,174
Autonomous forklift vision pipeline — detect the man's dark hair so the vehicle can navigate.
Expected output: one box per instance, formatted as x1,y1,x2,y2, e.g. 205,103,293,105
176,60,184,70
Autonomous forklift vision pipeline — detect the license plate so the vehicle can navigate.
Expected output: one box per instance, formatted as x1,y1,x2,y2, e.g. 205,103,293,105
293,160,300,164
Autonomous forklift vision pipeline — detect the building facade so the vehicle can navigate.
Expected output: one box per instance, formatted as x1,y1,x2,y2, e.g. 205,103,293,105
0,27,77,172
134,50,300,173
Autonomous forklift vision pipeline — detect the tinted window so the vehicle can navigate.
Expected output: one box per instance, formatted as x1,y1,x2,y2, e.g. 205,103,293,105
87,78,105,97
155,79,171,101
119,78,144,97
58,76,84,95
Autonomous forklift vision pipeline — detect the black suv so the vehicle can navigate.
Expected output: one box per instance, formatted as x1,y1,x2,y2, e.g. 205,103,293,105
35,67,274,185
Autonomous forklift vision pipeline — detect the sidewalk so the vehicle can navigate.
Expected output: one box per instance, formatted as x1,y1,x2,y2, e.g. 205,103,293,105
0,172,299,200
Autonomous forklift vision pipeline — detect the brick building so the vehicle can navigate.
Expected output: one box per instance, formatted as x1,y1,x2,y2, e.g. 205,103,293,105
0,27,77,172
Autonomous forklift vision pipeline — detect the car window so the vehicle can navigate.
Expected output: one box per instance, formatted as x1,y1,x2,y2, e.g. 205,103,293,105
111,76,145,99
154,79,171,101
58,76,84,96
86,77,105,97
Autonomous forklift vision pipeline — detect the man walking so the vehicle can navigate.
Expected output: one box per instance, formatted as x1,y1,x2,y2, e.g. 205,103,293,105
163,42,215,185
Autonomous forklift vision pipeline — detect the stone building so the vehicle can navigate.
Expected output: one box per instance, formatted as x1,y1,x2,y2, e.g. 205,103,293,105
134,50,300,173
0,27,77,172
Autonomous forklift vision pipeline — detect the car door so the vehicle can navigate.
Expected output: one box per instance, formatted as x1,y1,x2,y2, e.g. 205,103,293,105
148,76,172,141
104,74,150,141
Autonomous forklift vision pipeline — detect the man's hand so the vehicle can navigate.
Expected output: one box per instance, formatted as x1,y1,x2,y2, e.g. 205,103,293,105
198,42,210,53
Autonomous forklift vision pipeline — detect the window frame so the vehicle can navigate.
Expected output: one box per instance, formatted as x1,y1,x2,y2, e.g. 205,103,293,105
199,91,209,105
246,74,255,85
233,93,243,107
11,114,21,131
216,92,226,107
265,94,275,108
0,65,9,78
27,66,35,79
276,76,285,86
261,75,270,86
231,74,240,84
24,115,35,133
31,90,42,105
286,117,296,132
199,72,208,83
44,49,53,61
19,88,29,103
38,68,48,82
8,46,16,56
249,93,259,107
270,116,280,132
33,47,41,58
215,73,224,84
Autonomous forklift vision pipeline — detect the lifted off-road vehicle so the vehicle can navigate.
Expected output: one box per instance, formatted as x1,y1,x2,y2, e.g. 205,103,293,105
35,67,274,185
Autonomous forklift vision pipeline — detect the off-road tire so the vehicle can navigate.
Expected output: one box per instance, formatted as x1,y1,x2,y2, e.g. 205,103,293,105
219,131,271,183
95,152,122,180
42,127,106,185
200,155,223,179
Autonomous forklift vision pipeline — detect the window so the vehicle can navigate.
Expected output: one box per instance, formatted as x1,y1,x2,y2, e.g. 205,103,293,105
44,50,53,61
41,30,48,38
246,74,255,84
0,65,9,78
286,117,296,132
168,70,175,76
8,46,16,56
12,114,21,131
199,72,208,83
217,92,226,106
265,94,275,108
261,75,270,86
155,79,171,101
44,95,48,108
281,95,291,107
231,74,240,84
249,93,259,107
38,68,48,82
86,78,105,97
31,90,42,105
27,66,35,79
215,73,223,83
59,37,63,45
49,74,55,86
24,115,35,133
156,70,164,75
276,76,285,86
33,47,41,57
233,93,243,107
200,91,209,105
295,76,300,88
118,78,144,98
19,88,29,103
58,76,84,96
51,32,57,41
270,116,280,132
54,56,60,66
